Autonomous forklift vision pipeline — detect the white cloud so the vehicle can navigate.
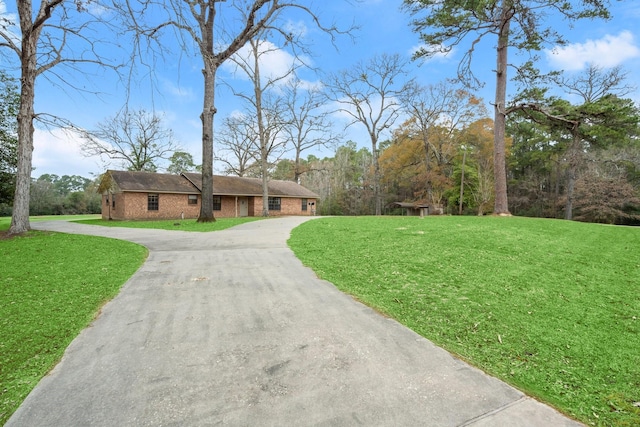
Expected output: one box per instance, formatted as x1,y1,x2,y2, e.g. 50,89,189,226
297,79,323,92
284,20,308,38
32,128,105,178
162,78,195,101
0,0,19,47
224,40,310,88
546,31,640,71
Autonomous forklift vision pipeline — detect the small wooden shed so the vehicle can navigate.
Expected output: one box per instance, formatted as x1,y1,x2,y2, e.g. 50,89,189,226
388,202,431,217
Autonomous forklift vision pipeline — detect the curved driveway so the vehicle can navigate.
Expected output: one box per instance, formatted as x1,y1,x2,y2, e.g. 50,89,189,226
8,217,581,426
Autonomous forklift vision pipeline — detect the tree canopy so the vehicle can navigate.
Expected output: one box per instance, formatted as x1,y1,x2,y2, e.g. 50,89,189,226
403,0,612,215
0,71,19,210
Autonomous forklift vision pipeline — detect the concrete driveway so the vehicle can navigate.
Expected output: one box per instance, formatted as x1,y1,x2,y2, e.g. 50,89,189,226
8,217,582,426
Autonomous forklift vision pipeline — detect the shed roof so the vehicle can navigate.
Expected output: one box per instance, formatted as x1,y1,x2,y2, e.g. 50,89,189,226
103,170,319,198
389,202,430,209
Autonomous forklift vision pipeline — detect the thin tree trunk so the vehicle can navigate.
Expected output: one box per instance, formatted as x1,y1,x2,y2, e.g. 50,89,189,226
261,152,269,217
250,40,270,217
459,147,466,215
372,137,382,215
422,133,433,205
493,1,511,215
564,132,581,221
564,165,576,220
294,149,301,183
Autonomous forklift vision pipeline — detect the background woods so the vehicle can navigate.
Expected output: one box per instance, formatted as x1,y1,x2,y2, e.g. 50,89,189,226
0,1,639,225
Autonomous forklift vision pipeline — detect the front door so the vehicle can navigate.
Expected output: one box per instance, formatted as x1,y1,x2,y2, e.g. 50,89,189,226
239,197,248,217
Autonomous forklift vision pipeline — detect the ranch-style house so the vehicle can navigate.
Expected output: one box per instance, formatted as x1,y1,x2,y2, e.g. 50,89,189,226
99,170,319,220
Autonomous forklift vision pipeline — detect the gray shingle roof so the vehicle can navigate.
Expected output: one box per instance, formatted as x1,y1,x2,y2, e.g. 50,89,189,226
182,172,319,198
105,170,319,198
107,170,199,194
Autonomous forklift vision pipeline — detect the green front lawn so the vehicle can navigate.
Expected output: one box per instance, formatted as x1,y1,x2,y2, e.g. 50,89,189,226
288,216,640,426
0,214,101,229
78,217,264,231
0,214,263,423
2,214,638,425
0,222,147,424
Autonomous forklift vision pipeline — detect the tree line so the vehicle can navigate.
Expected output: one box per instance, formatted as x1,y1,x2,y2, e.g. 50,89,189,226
217,58,639,224
2,66,638,224
283,86,640,225
1,1,638,233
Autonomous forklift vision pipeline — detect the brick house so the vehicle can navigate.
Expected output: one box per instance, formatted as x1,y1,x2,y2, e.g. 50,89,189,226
99,170,319,220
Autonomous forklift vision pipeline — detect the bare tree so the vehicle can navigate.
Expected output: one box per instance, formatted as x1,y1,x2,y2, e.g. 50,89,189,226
1,0,120,235
553,64,635,104
80,109,179,172
282,78,342,183
228,35,293,216
324,53,413,215
216,114,259,177
129,0,345,222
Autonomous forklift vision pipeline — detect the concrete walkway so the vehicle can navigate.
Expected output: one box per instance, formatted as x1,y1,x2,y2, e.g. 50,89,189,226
8,217,582,426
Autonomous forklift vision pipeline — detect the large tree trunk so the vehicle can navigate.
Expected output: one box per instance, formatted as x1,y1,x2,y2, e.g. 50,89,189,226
198,5,216,223
198,60,217,222
9,19,40,235
10,84,35,235
493,1,511,215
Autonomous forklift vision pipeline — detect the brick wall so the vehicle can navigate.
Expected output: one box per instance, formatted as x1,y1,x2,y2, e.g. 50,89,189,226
103,192,199,220
102,193,129,220
251,197,317,217
102,192,317,220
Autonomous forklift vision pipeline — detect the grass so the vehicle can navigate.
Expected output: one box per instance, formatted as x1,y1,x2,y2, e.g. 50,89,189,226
0,214,101,229
288,216,640,426
2,214,637,425
77,216,264,231
0,231,147,424
0,214,263,423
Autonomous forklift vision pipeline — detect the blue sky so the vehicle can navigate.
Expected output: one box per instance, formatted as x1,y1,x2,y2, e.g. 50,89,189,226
2,0,639,178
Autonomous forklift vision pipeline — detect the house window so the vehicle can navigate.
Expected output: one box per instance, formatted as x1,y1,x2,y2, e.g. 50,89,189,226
188,195,198,205
148,193,159,211
268,197,281,211
302,198,308,211
213,196,221,211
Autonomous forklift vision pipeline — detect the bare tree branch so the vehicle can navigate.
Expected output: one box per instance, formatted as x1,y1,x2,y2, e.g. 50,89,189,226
324,53,414,215
80,109,180,172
